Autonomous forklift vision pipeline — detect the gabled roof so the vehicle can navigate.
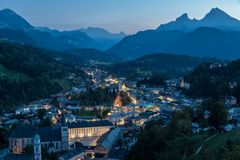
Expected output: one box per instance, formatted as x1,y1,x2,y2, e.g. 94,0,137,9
98,127,121,150
10,125,36,138
10,125,61,142
60,147,84,160
4,154,33,160
38,127,61,142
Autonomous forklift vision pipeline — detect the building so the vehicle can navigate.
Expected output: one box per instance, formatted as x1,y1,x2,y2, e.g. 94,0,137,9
228,107,240,123
109,84,119,93
179,78,190,90
225,96,237,107
65,114,76,123
8,120,113,156
4,154,33,160
9,125,63,154
113,95,122,109
159,108,175,120
95,127,122,155
180,79,185,88
33,133,42,160
58,147,85,160
68,120,113,146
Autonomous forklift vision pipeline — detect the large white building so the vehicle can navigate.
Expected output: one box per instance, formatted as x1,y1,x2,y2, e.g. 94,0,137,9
8,120,113,155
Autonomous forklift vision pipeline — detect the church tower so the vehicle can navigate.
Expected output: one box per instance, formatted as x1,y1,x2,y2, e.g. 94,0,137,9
34,133,42,160
113,94,122,108
61,115,69,151
61,126,69,150
180,78,185,88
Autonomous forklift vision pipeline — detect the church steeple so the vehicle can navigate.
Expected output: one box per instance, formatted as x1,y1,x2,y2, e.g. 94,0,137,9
113,94,122,108
34,132,42,160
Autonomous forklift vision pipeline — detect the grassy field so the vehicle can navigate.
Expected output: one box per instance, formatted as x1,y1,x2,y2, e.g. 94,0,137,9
196,130,240,160
0,64,30,81
54,79,72,90
73,110,99,117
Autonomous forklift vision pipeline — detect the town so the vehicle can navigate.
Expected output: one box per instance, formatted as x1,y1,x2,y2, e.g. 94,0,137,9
1,1,240,159
0,63,239,160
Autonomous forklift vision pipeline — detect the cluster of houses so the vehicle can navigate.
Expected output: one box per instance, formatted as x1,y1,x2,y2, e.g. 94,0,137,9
2,65,240,160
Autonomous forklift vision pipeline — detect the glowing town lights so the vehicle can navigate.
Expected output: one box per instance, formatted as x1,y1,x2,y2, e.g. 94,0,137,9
166,97,174,102
122,84,127,91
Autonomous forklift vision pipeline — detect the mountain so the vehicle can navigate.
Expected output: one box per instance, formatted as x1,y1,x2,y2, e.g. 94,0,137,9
36,26,127,50
158,13,198,32
79,27,126,40
109,8,240,59
0,9,103,51
79,27,126,49
0,8,124,51
0,9,33,30
108,29,185,59
0,41,86,109
108,27,240,59
27,29,102,51
107,53,221,79
0,28,36,45
171,27,240,59
158,8,240,32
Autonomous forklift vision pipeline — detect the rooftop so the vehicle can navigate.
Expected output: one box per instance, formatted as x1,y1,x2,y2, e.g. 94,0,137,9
10,125,62,142
68,120,113,128
4,154,33,160
59,147,84,160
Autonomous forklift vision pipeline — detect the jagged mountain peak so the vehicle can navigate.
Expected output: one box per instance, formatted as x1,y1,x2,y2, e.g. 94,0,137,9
203,7,233,20
176,13,190,21
158,8,240,31
209,7,227,15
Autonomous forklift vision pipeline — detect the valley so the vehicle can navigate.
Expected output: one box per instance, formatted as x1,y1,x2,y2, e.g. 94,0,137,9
0,4,240,160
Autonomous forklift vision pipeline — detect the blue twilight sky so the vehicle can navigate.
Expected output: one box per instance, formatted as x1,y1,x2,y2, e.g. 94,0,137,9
0,0,240,34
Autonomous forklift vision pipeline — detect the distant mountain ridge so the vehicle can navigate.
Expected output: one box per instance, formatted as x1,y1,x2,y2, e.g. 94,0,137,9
37,26,127,50
0,9,102,50
79,27,126,40
79,27,126,49
0,8,125,51
109,27,240,59
158,8,240,31
108,8,240,59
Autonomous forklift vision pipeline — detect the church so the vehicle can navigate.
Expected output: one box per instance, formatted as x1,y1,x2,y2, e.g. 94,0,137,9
5,132,41,160
8,120,113,158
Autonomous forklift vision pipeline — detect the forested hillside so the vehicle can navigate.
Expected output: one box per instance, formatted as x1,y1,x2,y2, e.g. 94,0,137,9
185,61,240,100
107,53,221,79
0,41,85,110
